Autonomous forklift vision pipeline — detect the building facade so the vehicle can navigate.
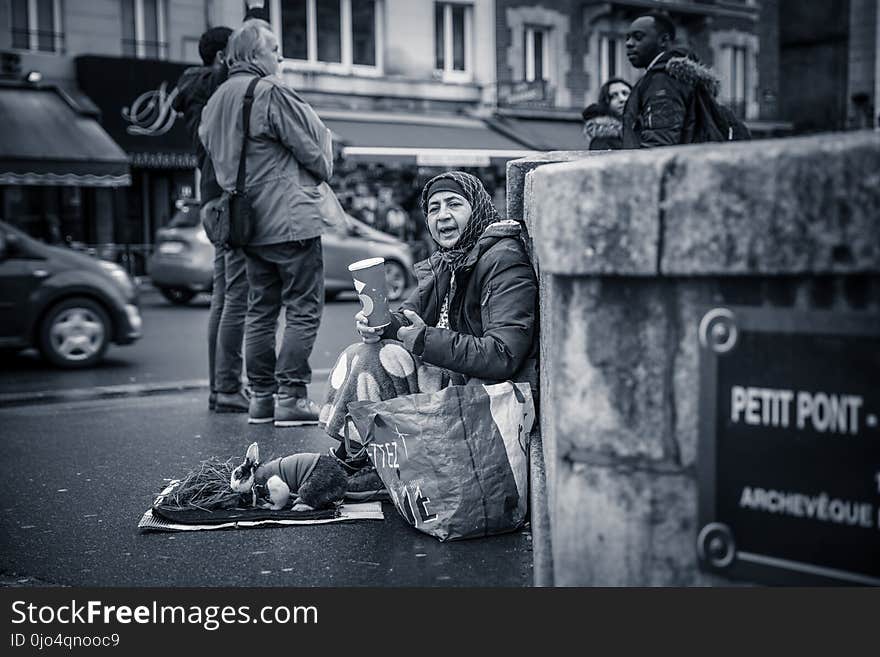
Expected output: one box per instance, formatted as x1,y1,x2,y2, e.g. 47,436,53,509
2,1,877,257
492,0,788,149
1,0,532,260
0,0,208,267
775,0,879,133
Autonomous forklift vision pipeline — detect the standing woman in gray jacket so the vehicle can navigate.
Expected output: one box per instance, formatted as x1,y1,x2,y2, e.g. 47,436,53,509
319,172,539,483
200,19,334,427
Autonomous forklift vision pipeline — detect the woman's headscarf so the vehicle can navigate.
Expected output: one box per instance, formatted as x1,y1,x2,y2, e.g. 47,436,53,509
420,171,500,270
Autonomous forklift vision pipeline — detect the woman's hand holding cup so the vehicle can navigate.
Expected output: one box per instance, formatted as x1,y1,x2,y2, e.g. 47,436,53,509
355,311,383,344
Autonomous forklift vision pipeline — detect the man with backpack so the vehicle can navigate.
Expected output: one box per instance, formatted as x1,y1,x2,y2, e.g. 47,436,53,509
622,11,749,149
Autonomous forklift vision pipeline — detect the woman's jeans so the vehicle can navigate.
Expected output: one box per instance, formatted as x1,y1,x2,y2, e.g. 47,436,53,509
242,238,324,399
207,246,248,394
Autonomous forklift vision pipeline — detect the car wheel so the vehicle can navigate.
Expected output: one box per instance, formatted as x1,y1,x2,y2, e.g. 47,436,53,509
160,287,196,305
385,261,407,301
38,297,111,368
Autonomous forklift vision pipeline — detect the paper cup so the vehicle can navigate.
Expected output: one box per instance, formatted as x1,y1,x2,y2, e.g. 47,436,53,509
348,257,391,328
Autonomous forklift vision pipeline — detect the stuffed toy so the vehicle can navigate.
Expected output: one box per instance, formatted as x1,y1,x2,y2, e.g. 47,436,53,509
230,443,347,511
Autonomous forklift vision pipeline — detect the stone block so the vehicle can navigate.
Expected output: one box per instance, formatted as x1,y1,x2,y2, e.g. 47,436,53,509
538,272,558,522
661,132,880,275
546,277,682,466
528,425,553,587
506,151,593,222
552,462,722,586
671,283,709,470
526,148,673,275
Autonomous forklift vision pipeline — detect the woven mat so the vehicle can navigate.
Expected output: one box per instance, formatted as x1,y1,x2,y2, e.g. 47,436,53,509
138,502,384,533
138,480,383,533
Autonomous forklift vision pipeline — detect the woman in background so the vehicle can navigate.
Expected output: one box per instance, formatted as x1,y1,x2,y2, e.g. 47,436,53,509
582,78,632,150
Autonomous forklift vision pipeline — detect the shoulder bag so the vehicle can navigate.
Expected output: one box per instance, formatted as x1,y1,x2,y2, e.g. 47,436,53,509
202,76,260,248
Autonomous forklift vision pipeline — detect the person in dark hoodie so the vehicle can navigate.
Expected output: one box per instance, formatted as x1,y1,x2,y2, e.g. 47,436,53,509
172,6,269,414
622,12,721,149
582,78,632,150
173,25,252,414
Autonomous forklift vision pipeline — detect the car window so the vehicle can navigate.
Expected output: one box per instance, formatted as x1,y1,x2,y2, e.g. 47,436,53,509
169,205,201,228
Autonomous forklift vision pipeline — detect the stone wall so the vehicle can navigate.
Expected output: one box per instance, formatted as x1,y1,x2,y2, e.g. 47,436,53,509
510,132,880,586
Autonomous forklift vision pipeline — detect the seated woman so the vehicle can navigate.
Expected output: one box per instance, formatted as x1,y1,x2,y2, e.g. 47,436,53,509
581,78,632,150
318,171,538,480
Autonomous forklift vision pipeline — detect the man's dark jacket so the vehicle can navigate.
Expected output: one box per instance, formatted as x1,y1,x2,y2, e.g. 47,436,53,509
173,65,226,201
622,48,720,149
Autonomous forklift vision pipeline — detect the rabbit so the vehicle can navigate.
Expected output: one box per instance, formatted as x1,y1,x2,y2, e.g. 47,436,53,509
230,442,348,511
230,442,294,510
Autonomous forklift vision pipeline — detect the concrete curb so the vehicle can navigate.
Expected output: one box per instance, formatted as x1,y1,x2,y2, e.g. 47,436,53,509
0,368,332,408
0,379,210,408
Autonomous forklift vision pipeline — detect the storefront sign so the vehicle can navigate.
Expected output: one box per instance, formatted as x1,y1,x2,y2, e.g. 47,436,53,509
76,55,194,161
122,81,181,136
497,80,551,107
416,151,491,167
696,306,880,586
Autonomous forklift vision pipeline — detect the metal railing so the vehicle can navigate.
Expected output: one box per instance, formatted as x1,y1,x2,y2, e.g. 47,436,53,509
10,28,65,53
120,39,169,59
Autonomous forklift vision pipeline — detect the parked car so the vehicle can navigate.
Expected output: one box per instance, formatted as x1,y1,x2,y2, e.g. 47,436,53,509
322,210,414,302
148,201,213,304
0,220,142,368
149,200,414,304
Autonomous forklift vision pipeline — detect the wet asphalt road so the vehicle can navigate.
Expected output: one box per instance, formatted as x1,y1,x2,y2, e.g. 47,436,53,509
0,289,364,397
0,393,532,587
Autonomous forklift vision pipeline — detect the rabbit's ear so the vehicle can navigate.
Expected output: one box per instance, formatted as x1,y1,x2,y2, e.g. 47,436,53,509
245,442,259,464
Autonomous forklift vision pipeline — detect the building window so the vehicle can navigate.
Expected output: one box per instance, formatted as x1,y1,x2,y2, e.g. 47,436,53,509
121,0,168,60
350,0,375,66
524,26,549,82
434,2,471,80
0,186,89,245
599,34,622,82
273,0,381,72
10,0,63,53
721,44,748,117
316,0,341,63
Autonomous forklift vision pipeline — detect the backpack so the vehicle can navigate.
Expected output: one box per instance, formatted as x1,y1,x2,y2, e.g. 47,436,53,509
684,84,751,143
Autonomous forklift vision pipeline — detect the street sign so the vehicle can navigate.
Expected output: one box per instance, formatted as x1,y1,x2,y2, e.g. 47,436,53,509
497,80,552,107
696,306,880,586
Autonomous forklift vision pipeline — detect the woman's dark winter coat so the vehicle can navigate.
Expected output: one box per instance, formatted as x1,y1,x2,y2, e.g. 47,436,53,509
582,104,624,150
380,221,538,388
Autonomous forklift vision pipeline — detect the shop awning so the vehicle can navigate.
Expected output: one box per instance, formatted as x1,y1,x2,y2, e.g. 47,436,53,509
0,84,131,187
321,111,535,166
489,114,588,152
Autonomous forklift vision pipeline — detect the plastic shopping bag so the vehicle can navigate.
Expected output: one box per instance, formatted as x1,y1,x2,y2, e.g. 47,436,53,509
347,382,534,541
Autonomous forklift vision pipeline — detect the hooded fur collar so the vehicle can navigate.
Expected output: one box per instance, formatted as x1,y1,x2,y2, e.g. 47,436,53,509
664,55,721,97
583,114,622,139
